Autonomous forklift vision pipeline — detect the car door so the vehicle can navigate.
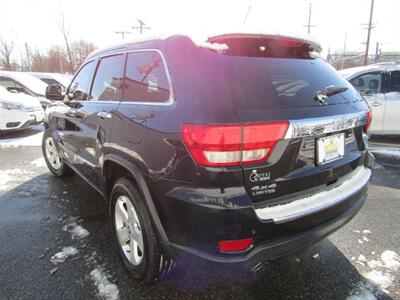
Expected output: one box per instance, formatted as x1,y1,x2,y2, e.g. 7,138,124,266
60,54,125,188
382,70,400,134
350,71,385,134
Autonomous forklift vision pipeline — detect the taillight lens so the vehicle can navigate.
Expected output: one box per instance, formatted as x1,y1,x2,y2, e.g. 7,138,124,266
218,238,254,253
181,121,289,167
364,110,372,133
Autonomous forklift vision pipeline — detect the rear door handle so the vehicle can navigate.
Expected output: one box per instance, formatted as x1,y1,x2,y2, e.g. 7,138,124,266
371,101,382,107
97,111,112,119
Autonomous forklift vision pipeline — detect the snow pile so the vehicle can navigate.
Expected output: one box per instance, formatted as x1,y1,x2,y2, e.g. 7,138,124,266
363,270,393,290
50,246,78,264
63,219,90,240
381,250,400,271
90,268,120,300
0,130,43,148
31,157,46,167
354,250,400,294
346,283,377,300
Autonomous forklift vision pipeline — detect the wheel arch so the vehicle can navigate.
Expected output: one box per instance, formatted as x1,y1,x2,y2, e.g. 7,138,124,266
103,154,169,244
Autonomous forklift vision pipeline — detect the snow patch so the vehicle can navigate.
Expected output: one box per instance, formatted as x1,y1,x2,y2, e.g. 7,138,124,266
346,283,377,300
0,169,34,191
50,246,78,264
363,230,371,234
63,220,90,240
381,250,400,271
31,157,46,167
90,268,120,300
0,129,43,148
364,270,393,290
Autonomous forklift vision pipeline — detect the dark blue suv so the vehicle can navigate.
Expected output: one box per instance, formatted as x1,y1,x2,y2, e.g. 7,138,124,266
43,33,374,282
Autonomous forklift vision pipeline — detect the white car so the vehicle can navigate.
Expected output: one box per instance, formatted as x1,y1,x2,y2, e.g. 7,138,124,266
0,71,51,108
0,86,44,132
339,62,400,135
29,72,72,89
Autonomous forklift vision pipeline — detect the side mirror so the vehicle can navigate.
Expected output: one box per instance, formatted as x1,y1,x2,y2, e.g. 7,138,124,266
45,84,65,101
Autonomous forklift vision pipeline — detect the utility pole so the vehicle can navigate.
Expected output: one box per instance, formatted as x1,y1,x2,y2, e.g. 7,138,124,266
363,0,375,65
132,19,151,35
24,42,31,71
303,3,316,34
374,41,380,63
115,30,131,39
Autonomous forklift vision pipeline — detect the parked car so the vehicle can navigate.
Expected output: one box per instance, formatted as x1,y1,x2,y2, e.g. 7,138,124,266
29,72,72,89
0,86,44,132
339,62,400,135
42,33,374,282
0,71,51,108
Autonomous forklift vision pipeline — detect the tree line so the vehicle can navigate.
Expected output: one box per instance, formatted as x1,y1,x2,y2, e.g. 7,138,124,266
0,12,97,74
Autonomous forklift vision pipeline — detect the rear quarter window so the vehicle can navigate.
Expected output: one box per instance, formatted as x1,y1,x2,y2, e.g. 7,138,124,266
123,51,171,103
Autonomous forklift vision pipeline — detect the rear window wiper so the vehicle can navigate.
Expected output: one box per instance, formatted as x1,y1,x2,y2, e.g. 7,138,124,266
315,85,348,104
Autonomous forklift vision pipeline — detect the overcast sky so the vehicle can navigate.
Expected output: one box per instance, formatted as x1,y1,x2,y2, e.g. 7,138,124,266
0,0,399,58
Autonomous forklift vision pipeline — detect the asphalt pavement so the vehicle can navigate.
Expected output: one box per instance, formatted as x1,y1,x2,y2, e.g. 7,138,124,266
0,129,399,300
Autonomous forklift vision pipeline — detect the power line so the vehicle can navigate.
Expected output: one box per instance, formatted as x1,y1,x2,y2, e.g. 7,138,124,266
243,5,252,24
132,19,151,35
115,30,131,39
303,3,316,34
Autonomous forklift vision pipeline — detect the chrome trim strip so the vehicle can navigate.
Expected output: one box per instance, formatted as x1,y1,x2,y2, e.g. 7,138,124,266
254,166,371,223
284,111,367,139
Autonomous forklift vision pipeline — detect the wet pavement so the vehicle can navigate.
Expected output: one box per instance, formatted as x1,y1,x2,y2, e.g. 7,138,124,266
0,129,399,300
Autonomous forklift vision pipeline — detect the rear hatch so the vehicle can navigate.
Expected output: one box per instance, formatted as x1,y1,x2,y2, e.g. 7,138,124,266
205,34,370,204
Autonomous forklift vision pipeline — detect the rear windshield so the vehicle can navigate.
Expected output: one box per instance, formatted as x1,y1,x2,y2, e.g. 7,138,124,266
198,55,361,110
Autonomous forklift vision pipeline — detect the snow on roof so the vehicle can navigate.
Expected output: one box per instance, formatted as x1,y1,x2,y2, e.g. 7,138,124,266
0,71,48,96
339,62,400,78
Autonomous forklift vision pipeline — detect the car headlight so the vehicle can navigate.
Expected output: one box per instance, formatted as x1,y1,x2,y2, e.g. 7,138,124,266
0,100,24,110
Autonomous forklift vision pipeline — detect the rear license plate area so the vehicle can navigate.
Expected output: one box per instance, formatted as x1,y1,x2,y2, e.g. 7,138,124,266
316,133,345,164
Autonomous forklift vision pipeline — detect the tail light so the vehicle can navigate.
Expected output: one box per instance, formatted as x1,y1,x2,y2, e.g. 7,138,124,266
181,121,289,167
218,238,254,253
364,110,372,133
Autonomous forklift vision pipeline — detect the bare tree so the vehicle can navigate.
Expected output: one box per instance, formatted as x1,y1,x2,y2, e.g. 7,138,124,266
70,39,96,69
0,36,15,70
57,12,73,73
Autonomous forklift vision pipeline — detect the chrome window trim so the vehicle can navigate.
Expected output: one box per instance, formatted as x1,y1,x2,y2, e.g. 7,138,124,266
284,111,368,139
95,48,175,106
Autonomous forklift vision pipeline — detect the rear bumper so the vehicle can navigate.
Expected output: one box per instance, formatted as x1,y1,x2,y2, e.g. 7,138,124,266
167,188,367,270
155,163,371,270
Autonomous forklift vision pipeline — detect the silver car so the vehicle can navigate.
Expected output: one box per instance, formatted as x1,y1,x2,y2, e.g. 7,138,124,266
340,62,400,135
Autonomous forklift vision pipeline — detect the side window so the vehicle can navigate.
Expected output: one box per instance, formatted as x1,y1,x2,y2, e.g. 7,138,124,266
350,72,382,96
90,54,124,101
389,71,400,93
68,61,95,100
123,51,171,102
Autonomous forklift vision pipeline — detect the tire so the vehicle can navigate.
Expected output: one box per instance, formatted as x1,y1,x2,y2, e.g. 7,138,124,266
110,177,175,282
42,129,72,176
